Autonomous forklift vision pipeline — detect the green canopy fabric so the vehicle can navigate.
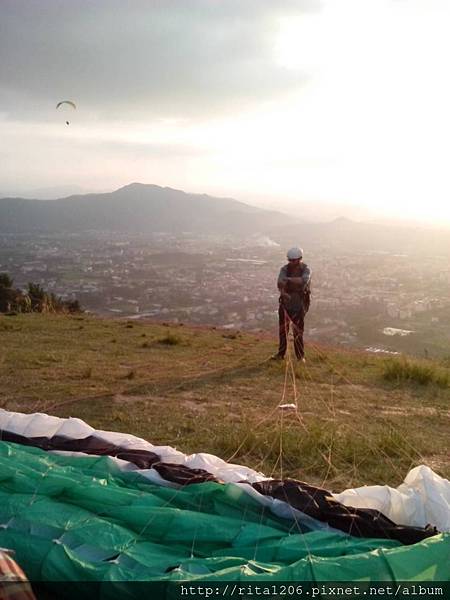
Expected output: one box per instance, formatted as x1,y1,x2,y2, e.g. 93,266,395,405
0,441,447,597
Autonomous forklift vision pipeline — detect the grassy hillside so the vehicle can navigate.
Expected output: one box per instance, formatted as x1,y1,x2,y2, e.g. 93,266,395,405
1,313,449,490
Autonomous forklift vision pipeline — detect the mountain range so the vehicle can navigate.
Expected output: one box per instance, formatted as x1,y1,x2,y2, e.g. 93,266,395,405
0,183,293,235
2,183,450,256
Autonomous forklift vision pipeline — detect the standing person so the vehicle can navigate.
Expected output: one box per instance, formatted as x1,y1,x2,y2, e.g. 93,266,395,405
273,247,311,361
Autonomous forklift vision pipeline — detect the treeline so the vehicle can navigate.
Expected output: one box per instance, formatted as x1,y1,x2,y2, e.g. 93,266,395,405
0,273,81,314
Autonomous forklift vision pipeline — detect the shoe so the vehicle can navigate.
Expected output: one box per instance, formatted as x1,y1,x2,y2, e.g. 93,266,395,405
271,353,285,360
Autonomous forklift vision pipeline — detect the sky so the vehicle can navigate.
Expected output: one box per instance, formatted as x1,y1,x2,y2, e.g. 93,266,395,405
1,0,450,225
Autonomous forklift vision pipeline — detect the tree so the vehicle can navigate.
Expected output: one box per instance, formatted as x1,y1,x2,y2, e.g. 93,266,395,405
64,299,82,313
0,273,13,289
0,276,82,314
27,282,46,311
0,273,15,312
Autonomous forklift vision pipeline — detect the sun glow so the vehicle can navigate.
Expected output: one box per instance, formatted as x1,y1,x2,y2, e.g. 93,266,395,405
270,0,450,223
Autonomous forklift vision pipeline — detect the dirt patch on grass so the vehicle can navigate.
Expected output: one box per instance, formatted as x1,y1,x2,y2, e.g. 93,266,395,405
114,392,167,405
381,405,450,418
182,400,208,414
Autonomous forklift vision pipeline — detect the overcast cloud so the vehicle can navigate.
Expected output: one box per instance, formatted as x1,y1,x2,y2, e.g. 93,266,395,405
0,0,314,120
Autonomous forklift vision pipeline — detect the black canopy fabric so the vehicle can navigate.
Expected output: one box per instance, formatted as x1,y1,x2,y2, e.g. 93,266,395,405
252,479,438,545
0,430,160,468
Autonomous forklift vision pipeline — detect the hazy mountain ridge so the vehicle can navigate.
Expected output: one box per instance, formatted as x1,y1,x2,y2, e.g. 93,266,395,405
0,183,293,234
273,216,450,255
2,184,450,255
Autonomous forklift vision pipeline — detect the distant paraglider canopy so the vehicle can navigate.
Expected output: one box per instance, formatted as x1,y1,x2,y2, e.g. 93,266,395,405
56,100,76,125
56,100,76,110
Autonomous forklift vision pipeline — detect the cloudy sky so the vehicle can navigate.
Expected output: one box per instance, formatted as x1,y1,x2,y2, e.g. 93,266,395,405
1,0,450,224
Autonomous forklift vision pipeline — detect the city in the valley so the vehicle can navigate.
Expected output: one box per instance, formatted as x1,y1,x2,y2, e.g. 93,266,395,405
2,230,449,357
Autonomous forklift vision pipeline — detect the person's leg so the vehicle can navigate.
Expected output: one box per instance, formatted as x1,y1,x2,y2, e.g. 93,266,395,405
277,305,289,357
292,310,305,359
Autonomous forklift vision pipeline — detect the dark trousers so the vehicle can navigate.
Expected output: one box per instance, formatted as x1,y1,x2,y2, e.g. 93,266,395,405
278,306,305,359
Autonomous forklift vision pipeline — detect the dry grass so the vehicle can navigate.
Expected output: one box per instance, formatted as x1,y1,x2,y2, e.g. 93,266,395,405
0,313,449,490
383,356,449,387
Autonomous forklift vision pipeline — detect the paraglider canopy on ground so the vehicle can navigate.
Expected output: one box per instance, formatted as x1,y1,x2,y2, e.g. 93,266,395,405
0,408,447,597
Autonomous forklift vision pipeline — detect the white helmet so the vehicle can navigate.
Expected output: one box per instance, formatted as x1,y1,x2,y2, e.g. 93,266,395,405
287,247,303,260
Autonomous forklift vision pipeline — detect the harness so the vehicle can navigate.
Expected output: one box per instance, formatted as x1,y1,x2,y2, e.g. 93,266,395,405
281,263,311,313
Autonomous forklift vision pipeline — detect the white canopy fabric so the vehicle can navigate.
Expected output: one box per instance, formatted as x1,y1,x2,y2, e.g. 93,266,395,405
333,465,450,532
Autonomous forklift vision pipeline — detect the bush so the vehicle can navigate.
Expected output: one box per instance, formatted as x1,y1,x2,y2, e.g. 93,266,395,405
383,357,449,387
222,332,239,340
0,280,83,314
157,332,182,346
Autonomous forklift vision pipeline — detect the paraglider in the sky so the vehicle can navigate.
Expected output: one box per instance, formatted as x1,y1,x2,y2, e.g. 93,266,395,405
56,100,76,125
56,100,76,110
